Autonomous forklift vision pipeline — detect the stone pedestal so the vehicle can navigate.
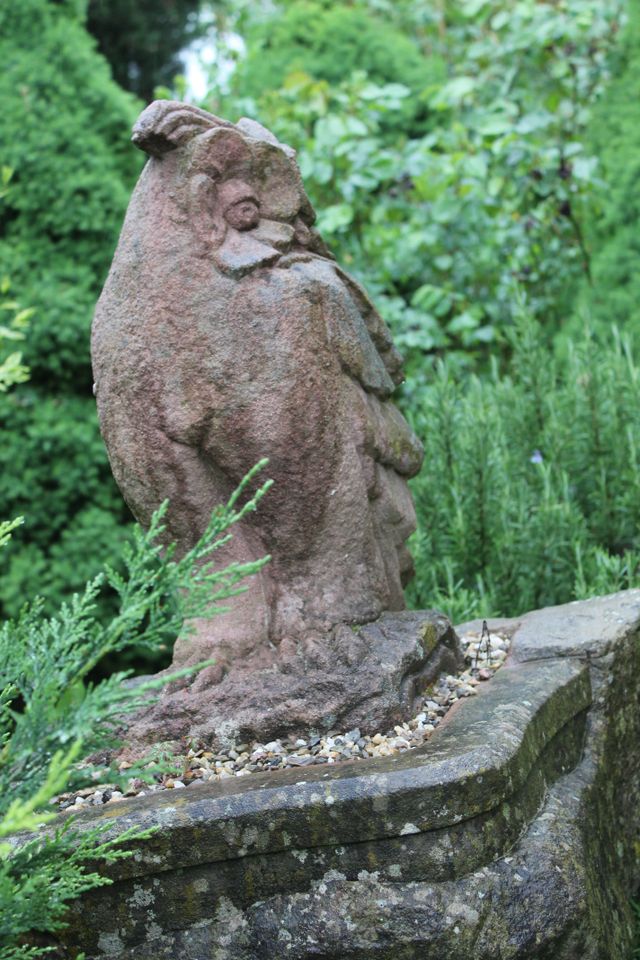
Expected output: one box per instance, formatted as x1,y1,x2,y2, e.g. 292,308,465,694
126,610,463,746
59,593,640,959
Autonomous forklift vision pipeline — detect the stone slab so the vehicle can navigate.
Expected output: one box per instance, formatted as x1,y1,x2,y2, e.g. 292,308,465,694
69,593,639,960
49,652,594,958
458,588,640,662
104,767,602,960
25,593,640,958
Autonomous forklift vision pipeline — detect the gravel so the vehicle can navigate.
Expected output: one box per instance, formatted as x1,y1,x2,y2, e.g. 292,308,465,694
55,627,510,811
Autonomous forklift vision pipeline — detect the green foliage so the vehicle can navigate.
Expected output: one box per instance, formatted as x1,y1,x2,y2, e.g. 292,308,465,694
195,0,639,624
0,392,132,622
210,0,623,380
566,0,640,339
0,0,142,626
408,307,640,620
87,0,205,102
230,0,438,128
0,166,32,394
0,462,271,958
0,274,32,395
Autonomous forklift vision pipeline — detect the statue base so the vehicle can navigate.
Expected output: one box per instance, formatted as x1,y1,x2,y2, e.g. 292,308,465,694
122,610,463,748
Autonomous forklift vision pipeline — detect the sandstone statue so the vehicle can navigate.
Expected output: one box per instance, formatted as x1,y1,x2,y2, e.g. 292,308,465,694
92,101,461,743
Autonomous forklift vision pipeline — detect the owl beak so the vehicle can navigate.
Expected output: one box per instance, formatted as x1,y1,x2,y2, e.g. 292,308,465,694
250,219,295,253
213,230,281,278
212,218,298,278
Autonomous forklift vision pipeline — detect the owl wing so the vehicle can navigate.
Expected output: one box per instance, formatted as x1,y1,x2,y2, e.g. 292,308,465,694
319,261,423,479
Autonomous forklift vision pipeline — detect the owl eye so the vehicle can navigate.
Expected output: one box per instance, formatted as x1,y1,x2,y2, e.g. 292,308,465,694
224,198,260,231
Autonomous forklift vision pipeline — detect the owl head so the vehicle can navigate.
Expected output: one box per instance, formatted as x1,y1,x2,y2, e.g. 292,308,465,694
131,100,331,277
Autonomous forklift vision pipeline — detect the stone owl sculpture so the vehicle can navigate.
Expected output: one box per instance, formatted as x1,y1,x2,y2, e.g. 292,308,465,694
92,100,424,676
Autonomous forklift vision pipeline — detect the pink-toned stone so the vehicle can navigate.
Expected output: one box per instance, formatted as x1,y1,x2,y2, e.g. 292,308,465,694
92,101,457,743
124,610,462,748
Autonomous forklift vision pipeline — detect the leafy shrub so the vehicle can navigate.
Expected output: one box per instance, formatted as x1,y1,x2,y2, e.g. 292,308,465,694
228,0,440,130
0,276,31,396
1,0,634,639
210,0,623,378
565,0,640,340
197,0,637,622
0,0,142,622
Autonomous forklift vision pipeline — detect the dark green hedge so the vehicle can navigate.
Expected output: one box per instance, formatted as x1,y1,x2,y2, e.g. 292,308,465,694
0,0,141,618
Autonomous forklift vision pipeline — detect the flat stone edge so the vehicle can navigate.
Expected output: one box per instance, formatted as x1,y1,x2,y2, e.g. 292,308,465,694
458,588,640,662
47,656,590,882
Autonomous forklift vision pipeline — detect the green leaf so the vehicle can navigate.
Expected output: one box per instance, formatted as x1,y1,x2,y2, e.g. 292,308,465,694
447,310,479,334
317,203,354,233
516,111,555,135
572,156,598,182
490,10,511,30
0,517,23,550
431,76,476,109
474,113,513,137
411,284,448,311
471,324,496,343
461,0,490,17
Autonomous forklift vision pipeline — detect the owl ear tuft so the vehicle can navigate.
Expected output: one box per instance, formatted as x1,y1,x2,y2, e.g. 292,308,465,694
131,100,234,158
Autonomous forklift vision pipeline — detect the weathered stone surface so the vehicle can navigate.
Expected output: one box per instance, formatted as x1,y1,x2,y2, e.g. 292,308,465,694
459,588,640,662
60,707,587,957
68,656,588,874
91,99,424,691
49,593,640,959
512,588,640,661
124,609,463,745
169,770,602,960
57,646,592,957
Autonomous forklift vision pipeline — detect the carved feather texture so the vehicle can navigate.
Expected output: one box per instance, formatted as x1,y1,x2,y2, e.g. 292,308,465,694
131,99,234,157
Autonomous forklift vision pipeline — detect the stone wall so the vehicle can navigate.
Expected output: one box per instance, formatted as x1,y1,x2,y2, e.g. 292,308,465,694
58,592,640,959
